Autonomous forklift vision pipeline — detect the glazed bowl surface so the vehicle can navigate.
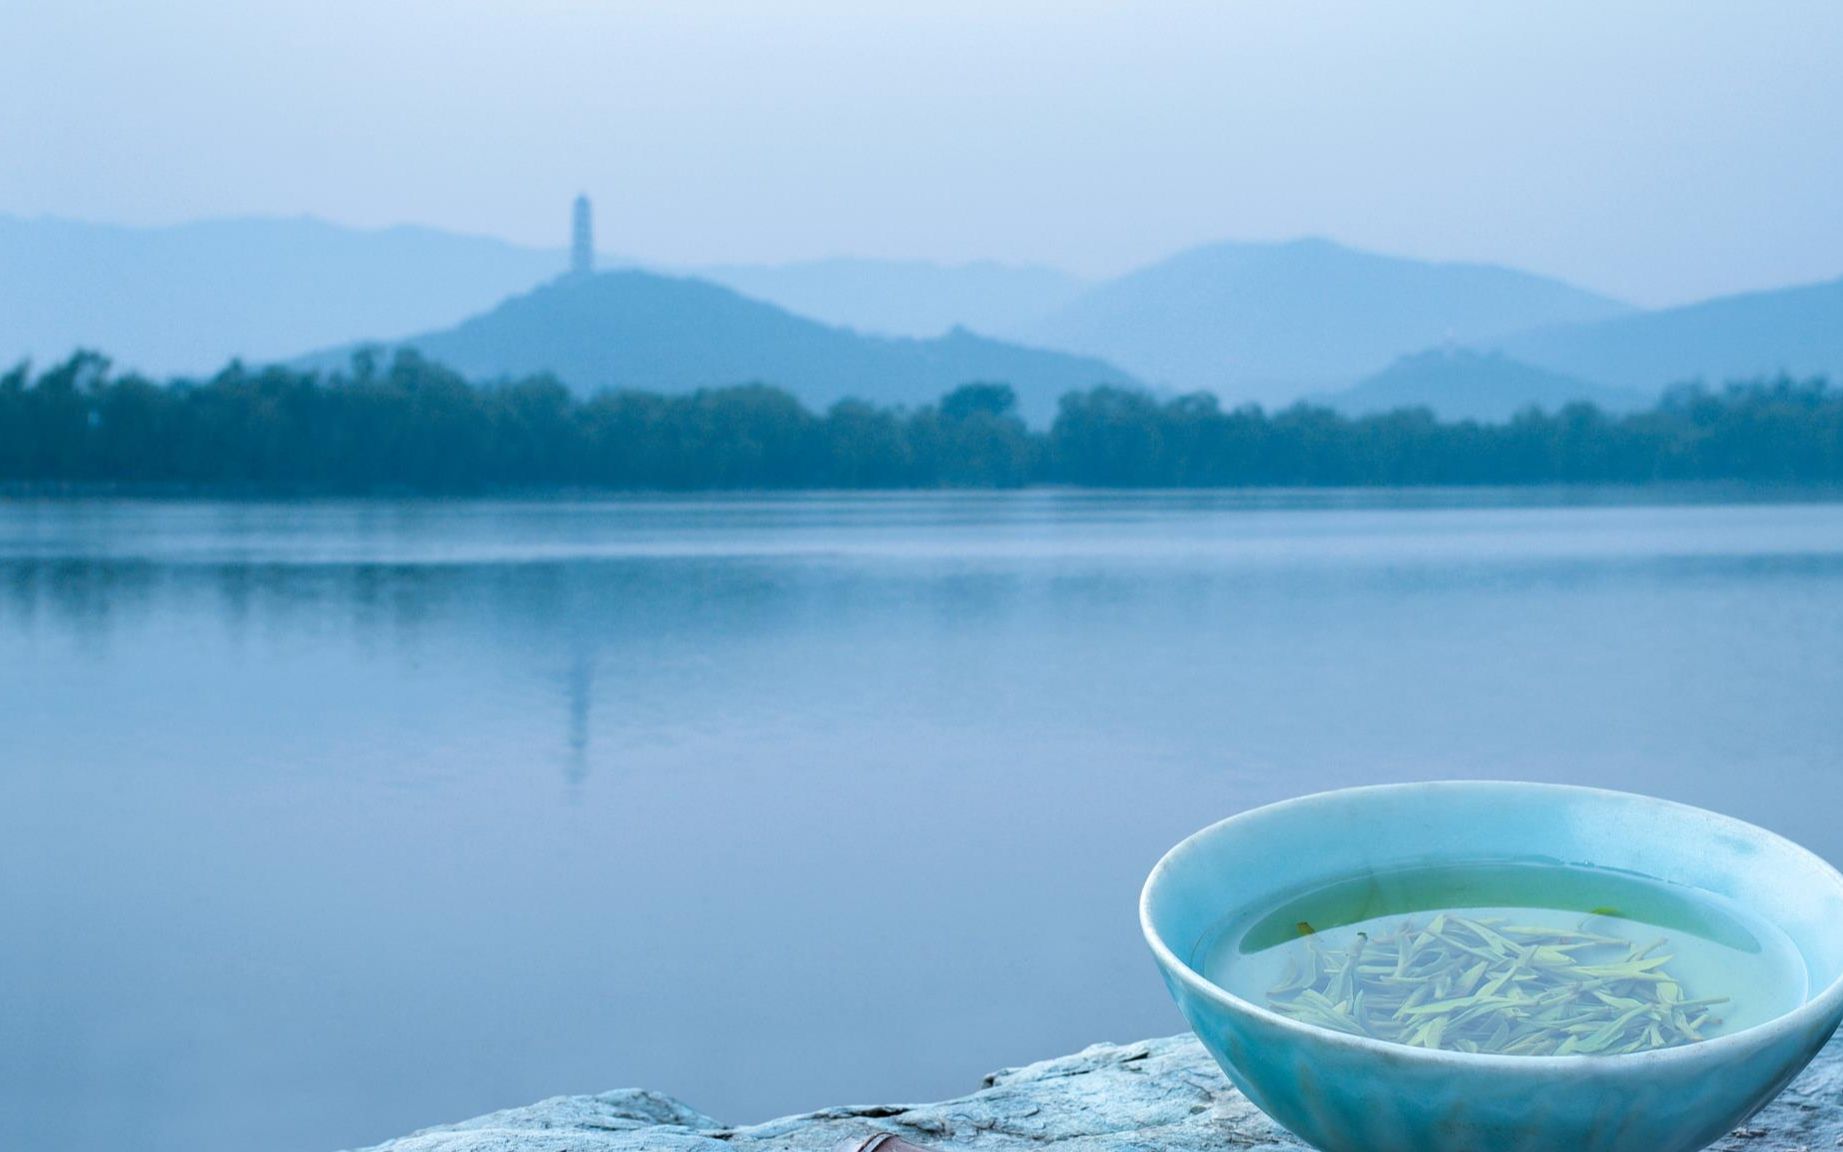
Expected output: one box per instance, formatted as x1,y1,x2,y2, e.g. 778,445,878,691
1139,782,1843,1152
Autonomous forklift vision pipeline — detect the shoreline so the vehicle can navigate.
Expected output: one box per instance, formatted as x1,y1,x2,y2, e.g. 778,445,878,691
6,480,1843,504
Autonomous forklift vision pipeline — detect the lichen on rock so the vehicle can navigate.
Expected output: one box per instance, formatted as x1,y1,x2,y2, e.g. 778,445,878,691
355,1031,1843,1152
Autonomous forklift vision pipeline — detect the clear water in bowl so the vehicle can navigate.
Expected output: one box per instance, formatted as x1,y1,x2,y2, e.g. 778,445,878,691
1198,861,1808,1056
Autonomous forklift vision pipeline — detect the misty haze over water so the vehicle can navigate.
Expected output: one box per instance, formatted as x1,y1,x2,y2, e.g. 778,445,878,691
4,490,1843,1152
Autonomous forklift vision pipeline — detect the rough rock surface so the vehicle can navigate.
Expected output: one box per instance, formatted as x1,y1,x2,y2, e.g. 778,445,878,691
356,1032,1843,1152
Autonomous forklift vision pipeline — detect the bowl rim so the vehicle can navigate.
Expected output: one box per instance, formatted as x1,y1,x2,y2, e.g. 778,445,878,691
1139,780,1843,1070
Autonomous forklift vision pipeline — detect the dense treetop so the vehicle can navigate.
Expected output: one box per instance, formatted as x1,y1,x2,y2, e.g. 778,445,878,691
2,350,1839,492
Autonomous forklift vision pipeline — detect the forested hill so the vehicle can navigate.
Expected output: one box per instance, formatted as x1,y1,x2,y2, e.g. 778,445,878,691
4,351,1840,492
293,270,1136,426
1321,349,1652,422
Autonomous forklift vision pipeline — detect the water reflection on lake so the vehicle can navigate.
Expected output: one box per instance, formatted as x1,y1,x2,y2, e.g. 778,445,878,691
4,491,1843,1152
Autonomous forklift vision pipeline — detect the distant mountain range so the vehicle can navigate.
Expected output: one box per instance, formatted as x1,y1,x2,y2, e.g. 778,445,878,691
1007,238,1635,406
697,258,1085,339
0,214,560,376
295,270,1135,424
1499,276,1843,392
6,214,1842,423
1319,349,1652,423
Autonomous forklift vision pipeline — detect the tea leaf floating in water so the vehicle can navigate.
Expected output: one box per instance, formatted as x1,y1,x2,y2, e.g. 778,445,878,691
1265,913,1726,1055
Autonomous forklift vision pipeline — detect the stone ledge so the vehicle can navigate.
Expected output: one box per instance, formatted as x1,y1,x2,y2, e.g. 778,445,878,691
355,1032,1843,1151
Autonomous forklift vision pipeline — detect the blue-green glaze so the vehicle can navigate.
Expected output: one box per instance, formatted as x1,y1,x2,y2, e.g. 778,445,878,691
1140,782,1843,1152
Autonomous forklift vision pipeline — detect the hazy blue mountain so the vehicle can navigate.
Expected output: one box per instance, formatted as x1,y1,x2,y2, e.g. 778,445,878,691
0,214,565,376
1319,348,1653,422
294,270,1136,424
695,258,1087,338
1014,238,1634,406
1500,277,1843,390
0,215,1092,377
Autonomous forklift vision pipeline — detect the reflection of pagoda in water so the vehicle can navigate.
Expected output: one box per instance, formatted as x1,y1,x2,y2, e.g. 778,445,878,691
570,194,594,278
561,646,593,789
563,202,595,791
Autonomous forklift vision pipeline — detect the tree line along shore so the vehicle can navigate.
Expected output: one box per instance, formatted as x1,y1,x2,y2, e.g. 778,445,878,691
2,350,1840,492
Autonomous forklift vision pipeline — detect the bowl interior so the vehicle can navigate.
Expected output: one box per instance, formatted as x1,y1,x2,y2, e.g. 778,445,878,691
1143,783,1843,1026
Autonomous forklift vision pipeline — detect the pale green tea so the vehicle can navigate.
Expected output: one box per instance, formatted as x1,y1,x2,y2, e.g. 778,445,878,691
1199,861,1806,1056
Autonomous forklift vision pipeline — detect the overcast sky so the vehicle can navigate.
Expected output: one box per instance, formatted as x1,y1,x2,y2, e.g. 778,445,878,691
3,1,1840,306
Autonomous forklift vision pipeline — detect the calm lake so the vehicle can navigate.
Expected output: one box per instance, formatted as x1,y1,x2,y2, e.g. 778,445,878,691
5,491,1843,1152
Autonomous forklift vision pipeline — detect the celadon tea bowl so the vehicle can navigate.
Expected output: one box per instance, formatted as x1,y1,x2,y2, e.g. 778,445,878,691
1139,783,1843,1152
